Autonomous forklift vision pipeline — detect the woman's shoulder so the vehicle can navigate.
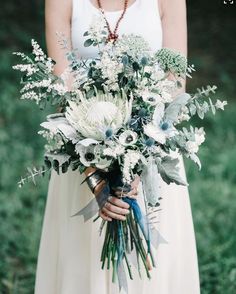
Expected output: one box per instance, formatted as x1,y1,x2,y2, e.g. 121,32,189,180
159,0,186,19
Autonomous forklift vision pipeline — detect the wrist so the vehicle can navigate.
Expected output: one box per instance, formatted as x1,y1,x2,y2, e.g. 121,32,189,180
85,169,107,194
93,180,107,197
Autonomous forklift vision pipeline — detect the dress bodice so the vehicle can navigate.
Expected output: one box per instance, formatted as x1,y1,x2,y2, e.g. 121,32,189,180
71,0,163,58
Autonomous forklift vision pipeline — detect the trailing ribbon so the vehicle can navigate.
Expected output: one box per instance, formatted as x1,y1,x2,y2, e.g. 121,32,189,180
72,184,110,221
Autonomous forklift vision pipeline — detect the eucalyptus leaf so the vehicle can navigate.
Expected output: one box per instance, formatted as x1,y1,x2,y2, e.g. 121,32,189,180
209,98,216,115
45,152,71,167
187,153,201,170
84,39,93,47
188,103,197,116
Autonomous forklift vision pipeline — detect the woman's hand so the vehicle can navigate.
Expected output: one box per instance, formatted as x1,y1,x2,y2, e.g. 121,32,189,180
94,175,140,222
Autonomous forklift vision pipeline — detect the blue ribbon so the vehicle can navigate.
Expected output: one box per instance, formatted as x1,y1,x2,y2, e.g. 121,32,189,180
122,197,151,253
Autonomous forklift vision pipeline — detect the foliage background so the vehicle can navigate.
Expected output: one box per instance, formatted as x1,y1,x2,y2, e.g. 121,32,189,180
0,1,235,293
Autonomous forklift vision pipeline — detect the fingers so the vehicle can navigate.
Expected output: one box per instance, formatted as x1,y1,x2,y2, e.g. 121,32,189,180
102,206,127,221
99,210,112,222
108,196,130,209
103,200,130,215
100,197,130,221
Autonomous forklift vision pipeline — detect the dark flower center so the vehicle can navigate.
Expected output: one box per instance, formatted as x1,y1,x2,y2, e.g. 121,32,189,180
161,122,169,131
148,96,155,102
105,128,113,139
145,138,155,147
85,152,95,162
125,135,134,143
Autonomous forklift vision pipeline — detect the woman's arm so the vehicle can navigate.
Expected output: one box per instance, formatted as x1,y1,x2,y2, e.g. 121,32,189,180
159,0,187,90
160,0,187,56
45,0,72,75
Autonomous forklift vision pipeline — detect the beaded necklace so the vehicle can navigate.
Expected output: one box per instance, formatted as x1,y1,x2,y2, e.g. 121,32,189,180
97,0,129,42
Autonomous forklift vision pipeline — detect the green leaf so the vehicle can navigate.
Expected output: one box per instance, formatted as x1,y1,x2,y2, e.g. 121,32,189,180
84,39,93,47
209,98,216,115
156,156,188,186
188,103,197,116
187,153,201,170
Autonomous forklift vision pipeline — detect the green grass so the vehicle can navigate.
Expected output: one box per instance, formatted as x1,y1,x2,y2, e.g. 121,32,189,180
185,105,236,293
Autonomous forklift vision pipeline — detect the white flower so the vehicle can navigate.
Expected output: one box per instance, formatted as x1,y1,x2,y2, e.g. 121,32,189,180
98,51,123,87
38,130,64,152
144,124,166,145
76,145,98,167
119,130,138,146
177,106,191,122
151,69,166,81
215,99,227,110
20,79,52,93
103,144,125,157
21,91,41,103
194,127,205,145
185,141,199,154
12,64,38,76
143,65,153,74
76,144,112,169
48,83,68,95
158,80,176,102
87,15,108,43
161,91,172,103
65,90,132,141
144,103,176,144
151,146,168,157
123,150,141,183
185,128,205,154
140,89,162,106
32,39,46,61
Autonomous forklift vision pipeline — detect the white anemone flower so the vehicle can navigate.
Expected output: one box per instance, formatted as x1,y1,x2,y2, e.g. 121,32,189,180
144,103,177,144
140,89,162,106
118,130,138,146
76,144,112,169
65,90,133,141
76,145,98,167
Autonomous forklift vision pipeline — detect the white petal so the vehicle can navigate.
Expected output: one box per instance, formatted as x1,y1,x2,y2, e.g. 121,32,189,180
144,124,166,144
153,103,165,126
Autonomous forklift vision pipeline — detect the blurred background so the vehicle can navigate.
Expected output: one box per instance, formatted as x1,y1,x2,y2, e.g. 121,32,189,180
0,0,235,293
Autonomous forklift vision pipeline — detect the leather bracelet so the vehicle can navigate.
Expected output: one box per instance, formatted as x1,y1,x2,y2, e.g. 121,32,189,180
85,170,107,193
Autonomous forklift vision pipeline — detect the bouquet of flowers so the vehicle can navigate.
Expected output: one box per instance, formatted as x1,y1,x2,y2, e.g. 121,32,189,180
14,15,227,292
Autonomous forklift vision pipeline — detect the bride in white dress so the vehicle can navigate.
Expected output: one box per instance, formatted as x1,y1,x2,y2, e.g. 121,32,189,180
35,0,200,293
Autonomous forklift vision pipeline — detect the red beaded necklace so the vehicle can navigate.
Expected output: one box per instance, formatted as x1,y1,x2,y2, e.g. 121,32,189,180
97,0,129,42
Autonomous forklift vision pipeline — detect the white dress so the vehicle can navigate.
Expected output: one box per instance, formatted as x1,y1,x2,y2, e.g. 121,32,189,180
34,0,201,293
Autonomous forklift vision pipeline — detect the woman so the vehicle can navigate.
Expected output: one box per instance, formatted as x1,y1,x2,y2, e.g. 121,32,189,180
35,0,200,293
